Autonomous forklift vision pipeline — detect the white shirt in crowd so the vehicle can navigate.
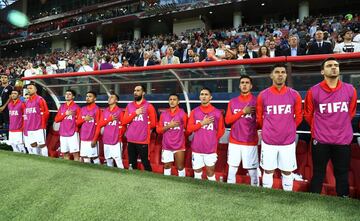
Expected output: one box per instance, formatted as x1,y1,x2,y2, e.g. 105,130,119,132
112,62,122,69
78,65,94,72
333,42,360,53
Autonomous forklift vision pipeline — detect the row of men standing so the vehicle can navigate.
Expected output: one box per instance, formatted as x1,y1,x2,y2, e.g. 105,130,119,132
6,57,356,197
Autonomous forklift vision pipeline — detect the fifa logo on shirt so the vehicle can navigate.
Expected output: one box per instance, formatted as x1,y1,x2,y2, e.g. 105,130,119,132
134,114,144,122
9,110,19,116
107,120,117,126
25,107,37,114
319,102,349,114
196,120,214,130
233,109,252,118
164,121,180,130
266,105,291,114
65,115,73,120
82,116,94,123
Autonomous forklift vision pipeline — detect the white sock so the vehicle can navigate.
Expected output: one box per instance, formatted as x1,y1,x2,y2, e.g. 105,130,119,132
227,166,238,184
164,168,171,176
18,144,26,153
106,159,114,167
282,173,294,191
178,169,185,177
114,158,124,169
194,171,202,179
262,172,273,188
83,158,91,163
93,158,100,164
11,144,19,152
40,147,48,157
207,175,216,181
248,169,259,186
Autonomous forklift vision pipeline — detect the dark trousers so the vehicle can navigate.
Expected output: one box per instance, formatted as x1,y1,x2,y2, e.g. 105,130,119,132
309,141,351,196
128,142,152,171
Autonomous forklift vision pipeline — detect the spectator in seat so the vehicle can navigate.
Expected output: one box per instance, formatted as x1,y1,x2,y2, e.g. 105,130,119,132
307,30,333,55
136,51,156,67
282,36,306,56
246,42,258,59
237,43,250,59
333,29,360,53
258,46,270,58
100,56,114,70
269,40,282,57
161,47,180,65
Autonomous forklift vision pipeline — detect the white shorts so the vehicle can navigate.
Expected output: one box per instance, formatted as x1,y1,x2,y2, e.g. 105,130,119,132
80,141,98,158
9,131,23,145
260,141,297,171
161,149,184,163
227,143,259,169
27,129,46,146
104,143,122,159
192,152,217,170
60,133,80,153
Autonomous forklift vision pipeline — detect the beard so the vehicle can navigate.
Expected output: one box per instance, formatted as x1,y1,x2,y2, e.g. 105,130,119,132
134,95,142,101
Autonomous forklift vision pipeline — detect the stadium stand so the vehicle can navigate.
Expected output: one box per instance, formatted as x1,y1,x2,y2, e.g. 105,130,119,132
1,0,360,198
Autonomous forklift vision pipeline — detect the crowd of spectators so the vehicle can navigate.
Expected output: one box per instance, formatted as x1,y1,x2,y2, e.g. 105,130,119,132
0,13,360,86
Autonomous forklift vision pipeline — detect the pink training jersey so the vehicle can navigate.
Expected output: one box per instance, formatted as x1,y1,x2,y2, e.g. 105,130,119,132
310,82,355,145
79,105,99,141
191,106,222,154
8,100,24,131
160,108,186,151
25,95,42,131
58,103,80,137
102,106,123,145
257,86,302,145
125,101,149,143
229,94,257,144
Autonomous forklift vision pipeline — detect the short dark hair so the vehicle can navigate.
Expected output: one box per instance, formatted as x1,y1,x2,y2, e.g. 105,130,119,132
321,57,338,70
240,75,253,84
200,87,212,95
135,85,146,93
26,82,37,89
66,89,76,97
168,93,180,100
86,91,97,97
11,90,20,95
272,63,287,72
110,92,119,101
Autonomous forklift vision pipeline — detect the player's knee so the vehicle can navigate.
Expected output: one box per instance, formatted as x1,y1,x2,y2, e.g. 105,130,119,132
177,165,184,171
30,142,37,147
281,171,292,176
164,163,172,169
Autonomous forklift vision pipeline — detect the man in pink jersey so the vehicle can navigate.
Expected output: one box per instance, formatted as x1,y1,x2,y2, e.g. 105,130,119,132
123,85,157,171
96,92,125,169
225,75,259,186
305,57,357,197
7,90,26,153
187,87,225,181
76,91,101,164
24,83,50,157
55,89,81,161
156,93,188,177
256,64,303,191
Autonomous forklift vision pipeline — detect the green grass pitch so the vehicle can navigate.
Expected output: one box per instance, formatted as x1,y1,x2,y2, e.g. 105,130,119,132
1,150,360,221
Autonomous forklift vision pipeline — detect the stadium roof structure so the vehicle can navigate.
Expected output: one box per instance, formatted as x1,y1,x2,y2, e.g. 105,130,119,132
0,0,17,9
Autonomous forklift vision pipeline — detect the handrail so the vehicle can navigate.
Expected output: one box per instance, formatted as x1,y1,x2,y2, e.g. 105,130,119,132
22,52,360,81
